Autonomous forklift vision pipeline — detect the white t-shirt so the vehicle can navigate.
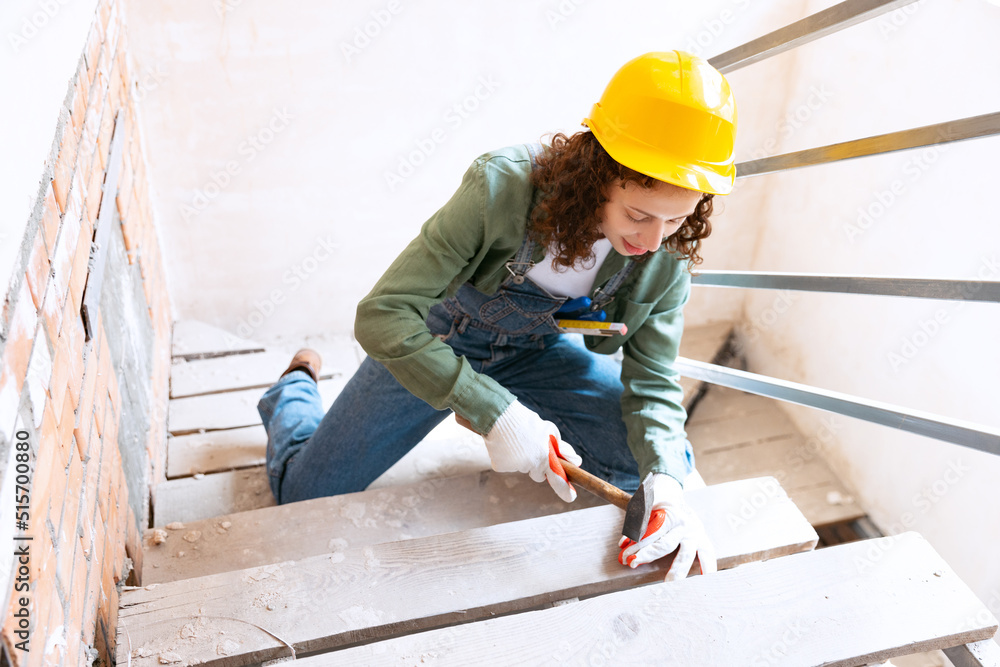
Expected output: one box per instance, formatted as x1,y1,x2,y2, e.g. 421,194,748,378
525,238,614,298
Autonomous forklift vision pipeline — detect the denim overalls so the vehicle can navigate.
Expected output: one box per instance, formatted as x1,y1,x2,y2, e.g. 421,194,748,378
258,147,645,504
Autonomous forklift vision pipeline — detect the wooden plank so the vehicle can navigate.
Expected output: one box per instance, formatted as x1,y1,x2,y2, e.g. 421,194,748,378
157,417,488,522
142,470,606,584
365,417,490,491
169,351,346,399
687,408,799,455
686,383,774,425
945,640,1000,667
116,477,817,666
171,320,267,360
169,336,363,399
167,377,346,435
166,426,268,479
302,532,999,667
166,411,488,481
152,467,275,526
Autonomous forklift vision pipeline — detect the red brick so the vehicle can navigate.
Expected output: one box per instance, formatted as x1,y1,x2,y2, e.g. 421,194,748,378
80,90,103,178
55,450,83,591
96,103,114,172
2,282,39,393
92,386,106,442
41,588,66,666
73,418,93,471
57,400,77,486
40,184,61,257
105,601,119,658
63,169,85,255
85,57,105,133
29,532,57,622
92,354,109,435
76,117,96,185
99,523,115,598
47,221,77,327
83,24,101,88
53,494,73,595
52,122,81,213
24,229,49,312
59,301,85,403
74,355,98,448
107,52,123,118
79,460,97,548
103,397,118,453
38,280,62,346
48,343,72,423
30,422,59,530
81,519,105,645
96,440,113,525
85,159,105,227
63,636,81,667
68,538,89,629
99,0,112,41
116,155,133,224
68,225,91,315
71,73,89,136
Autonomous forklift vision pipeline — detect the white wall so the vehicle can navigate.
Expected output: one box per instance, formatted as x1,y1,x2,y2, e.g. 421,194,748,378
120,0,811,346
736,0,1000,608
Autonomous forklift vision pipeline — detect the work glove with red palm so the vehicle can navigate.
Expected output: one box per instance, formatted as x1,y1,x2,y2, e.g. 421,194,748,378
481,399,582,502
618,472,717,582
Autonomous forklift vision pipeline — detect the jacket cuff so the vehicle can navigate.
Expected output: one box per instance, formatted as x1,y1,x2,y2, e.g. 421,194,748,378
449,367,516,435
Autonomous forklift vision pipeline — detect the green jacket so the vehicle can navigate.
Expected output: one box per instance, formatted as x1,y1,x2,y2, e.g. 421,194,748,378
355,144,693,484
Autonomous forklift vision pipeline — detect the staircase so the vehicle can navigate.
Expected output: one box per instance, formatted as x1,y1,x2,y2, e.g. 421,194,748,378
111,321,999,666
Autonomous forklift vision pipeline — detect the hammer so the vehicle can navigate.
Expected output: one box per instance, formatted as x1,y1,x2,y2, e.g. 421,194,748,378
456,416,647,541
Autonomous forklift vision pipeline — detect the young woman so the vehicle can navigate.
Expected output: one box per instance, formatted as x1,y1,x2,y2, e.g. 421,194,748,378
258,50,737,581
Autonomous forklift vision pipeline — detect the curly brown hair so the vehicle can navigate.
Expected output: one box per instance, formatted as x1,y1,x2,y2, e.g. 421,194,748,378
528,130,714,273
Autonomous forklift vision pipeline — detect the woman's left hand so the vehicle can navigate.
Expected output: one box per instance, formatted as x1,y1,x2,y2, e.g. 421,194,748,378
617,473,717,582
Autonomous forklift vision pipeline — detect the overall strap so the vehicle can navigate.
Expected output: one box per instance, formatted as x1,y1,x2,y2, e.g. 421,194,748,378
590,260,638,311
504,235,536,285
525,141,544,170
502,142,546,285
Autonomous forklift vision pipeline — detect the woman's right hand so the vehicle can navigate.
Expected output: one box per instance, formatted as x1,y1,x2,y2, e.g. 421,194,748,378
480,400,583,502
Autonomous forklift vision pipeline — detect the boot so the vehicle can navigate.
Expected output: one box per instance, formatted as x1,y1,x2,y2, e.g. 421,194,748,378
280,348,322,383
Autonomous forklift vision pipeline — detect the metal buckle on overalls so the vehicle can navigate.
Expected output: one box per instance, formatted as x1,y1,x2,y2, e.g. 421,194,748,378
590,286,613,310
505,260,534,285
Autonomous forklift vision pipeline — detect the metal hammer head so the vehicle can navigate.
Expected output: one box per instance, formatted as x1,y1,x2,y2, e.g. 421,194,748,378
622,479,650,542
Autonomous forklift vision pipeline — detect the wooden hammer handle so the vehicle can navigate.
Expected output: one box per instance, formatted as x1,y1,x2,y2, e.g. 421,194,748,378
453,414,633,510
559,459,631,511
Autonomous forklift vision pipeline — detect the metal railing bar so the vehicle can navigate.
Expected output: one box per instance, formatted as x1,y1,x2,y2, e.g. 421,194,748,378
675,358,1000,457
690,272,1000,303
709,0,917,74
736,111,1000,179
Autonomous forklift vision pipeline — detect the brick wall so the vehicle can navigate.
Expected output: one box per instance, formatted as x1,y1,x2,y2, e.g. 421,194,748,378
0,0,170,665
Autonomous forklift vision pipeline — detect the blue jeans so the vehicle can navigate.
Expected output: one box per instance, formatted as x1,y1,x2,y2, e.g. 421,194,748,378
257,264,661,504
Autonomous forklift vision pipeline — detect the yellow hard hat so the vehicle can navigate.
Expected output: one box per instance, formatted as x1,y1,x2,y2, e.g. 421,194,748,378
583,50,738,195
